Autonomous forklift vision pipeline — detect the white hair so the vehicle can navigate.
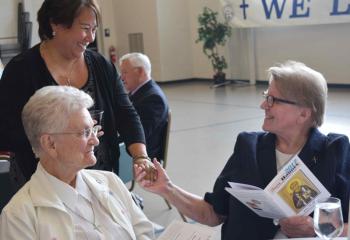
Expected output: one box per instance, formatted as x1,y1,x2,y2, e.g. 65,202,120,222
119,52,152,79
22,86,94,156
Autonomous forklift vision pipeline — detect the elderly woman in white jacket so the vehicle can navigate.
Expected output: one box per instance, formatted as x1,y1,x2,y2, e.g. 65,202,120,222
0,86,154,240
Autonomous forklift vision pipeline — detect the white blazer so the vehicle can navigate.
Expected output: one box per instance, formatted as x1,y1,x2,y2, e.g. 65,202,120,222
0,165,154,240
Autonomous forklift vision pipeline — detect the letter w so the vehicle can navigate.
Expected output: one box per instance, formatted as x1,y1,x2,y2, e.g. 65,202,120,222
262,0,287,19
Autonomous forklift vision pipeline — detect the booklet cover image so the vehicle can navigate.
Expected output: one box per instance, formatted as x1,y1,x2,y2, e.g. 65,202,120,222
277,170,319,213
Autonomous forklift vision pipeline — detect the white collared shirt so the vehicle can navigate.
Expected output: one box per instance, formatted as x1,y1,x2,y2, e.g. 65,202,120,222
274,149,302,239
41,164,132,240
275,149,294,172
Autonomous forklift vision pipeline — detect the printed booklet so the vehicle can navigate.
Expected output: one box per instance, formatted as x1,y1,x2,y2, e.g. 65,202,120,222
157,221,219,240
225,156,330,219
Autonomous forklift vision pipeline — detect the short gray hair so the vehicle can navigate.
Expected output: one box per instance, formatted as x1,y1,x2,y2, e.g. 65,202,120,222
22,86,94,156
119,52,152,79
268,60,327,127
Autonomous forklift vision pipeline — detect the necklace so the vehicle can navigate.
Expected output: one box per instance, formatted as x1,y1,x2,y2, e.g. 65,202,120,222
64,201,102,233
65,58,79,86
40,41,79,86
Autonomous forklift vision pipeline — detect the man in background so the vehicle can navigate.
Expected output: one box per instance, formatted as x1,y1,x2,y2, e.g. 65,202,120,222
119,53,169,160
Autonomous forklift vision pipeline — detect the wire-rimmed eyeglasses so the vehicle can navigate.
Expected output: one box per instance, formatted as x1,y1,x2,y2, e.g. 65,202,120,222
262,90,298,108
48,125,100,138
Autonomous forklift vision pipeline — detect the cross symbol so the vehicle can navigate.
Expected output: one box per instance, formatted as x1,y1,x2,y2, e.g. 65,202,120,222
240,0,249,19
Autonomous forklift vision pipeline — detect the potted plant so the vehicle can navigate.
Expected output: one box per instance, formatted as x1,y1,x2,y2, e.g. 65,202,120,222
196,7,232,85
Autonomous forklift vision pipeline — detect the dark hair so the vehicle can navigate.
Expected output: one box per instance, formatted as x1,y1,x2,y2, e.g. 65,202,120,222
37,0,100,41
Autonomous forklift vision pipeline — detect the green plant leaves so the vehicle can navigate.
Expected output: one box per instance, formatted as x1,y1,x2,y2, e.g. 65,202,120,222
196,7,232,74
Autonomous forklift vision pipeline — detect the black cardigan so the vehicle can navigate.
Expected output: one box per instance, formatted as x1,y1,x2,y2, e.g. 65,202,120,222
0,44,145,180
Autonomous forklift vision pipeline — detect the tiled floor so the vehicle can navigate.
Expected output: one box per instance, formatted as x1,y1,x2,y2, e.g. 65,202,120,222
132,81,350,233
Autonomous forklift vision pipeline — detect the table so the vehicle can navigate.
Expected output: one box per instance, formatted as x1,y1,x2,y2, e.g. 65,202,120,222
284,238,346,240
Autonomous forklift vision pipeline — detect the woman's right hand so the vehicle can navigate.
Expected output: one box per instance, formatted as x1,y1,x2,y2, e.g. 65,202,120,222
134,159,171,196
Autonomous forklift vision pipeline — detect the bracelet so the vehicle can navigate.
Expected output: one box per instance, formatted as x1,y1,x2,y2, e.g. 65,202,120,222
133,155,151,163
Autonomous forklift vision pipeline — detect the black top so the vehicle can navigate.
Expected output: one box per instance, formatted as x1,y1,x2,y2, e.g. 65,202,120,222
204,129,350,240
0,44,145,180
129,80,168,159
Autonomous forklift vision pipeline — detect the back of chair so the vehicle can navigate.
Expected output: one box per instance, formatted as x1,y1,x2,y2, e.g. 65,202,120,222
118,109,171,192
156,109,187,220
118,143,135,190
0,160,15,213
160,109,171,169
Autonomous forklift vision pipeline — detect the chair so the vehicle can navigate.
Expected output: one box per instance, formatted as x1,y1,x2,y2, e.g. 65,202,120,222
159,110,171,170
118,142,135,191
118,109,172,192
118,109,187,221
159,111,187,222
0,160,15,213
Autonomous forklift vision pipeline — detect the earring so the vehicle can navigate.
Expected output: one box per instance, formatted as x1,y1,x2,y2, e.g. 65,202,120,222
52,31,56,37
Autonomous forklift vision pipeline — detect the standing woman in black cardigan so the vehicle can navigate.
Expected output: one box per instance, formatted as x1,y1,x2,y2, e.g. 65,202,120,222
0,0,155,185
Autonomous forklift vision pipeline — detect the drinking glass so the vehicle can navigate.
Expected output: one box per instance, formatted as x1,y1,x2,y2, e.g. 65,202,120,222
89,110,104,126
313,197,344,240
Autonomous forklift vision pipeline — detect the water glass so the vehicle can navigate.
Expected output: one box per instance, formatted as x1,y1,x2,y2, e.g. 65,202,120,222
89,110,104,126
313,197,344,240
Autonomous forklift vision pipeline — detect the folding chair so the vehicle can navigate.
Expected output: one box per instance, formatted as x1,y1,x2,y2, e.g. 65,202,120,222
160,110,187,222
118,109,187,221
118,142,135,191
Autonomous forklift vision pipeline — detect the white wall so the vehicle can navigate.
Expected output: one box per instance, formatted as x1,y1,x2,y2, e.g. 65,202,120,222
1,0,350,84
226,28,251,81
190,1,350,84
0,0,45,46
0,0,18,44
112,0,220,82
254,24,350,84
189,0,231,80
95,0,116,58
226,23,350,84
1,0,117,54
22,0,43,46
21,0,112,51
157,0,193,81
113,0,161,80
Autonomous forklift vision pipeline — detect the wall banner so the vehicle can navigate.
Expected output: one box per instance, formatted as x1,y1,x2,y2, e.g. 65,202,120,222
221,0,350,28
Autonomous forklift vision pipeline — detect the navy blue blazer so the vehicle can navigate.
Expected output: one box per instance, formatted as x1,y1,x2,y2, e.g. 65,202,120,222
129,80,169,159
205,128,350,240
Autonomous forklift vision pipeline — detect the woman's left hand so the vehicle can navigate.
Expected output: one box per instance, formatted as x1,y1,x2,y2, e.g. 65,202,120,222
279,215,315,238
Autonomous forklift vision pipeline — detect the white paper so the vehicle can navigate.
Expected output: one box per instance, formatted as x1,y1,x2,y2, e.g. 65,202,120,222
226,156,330,219
225,186,285,219
157,221,218,240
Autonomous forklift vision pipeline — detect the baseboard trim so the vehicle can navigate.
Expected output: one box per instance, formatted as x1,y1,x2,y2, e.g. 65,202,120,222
157,78,350,88
327,83,350,88
157,78,251,85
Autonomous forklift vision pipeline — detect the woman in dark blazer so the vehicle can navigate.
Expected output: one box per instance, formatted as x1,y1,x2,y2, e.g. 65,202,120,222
135,61,350,240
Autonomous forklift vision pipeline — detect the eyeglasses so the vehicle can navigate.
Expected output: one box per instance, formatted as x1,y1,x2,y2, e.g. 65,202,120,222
48,125,100,139
262,90,298,108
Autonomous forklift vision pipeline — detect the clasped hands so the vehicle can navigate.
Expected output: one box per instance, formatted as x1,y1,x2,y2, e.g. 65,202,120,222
134,159,171,197
133,157,157,181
